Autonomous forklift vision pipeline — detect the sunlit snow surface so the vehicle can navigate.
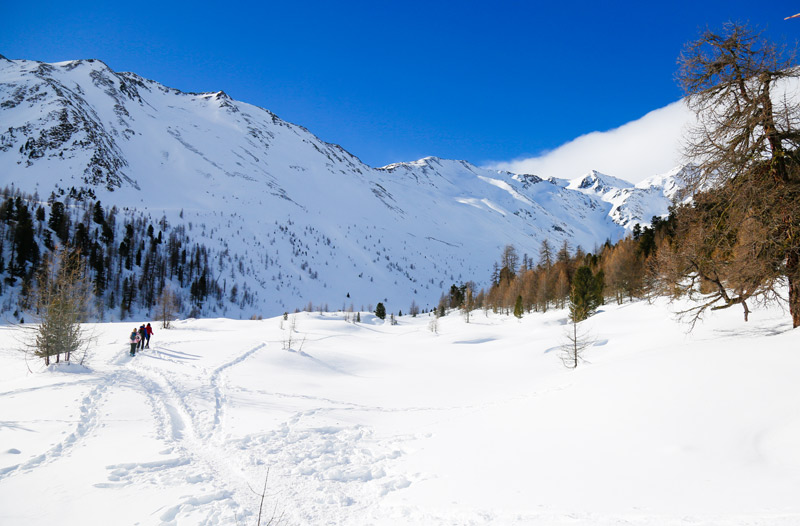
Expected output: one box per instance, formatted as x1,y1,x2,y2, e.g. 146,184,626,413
1,298,799,525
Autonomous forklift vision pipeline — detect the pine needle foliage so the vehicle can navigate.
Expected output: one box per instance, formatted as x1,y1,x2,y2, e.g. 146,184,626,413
568,266,603,322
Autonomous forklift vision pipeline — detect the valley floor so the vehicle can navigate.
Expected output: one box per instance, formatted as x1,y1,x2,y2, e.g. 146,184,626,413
1,298,799,525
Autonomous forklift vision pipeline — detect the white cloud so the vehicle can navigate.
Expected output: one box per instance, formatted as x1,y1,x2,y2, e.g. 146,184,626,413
487,100,694,184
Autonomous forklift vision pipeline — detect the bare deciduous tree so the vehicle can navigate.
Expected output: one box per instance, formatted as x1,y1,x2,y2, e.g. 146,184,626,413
560,319,593,369
156,286,179,329
462,285,474,323
653,192,784,328
603,238,644,304
236,468,286,526
676,22,800,328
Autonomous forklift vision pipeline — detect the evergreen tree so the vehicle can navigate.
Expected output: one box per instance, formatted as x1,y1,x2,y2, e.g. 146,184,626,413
12,199,36,277
48,201,71,245
92,201,105,224
374,302,386,320
569,266,602,322
449,284,465,308
513,294,524,318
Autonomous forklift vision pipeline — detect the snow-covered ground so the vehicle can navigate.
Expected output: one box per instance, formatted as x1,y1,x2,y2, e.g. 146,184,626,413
1,298,799,525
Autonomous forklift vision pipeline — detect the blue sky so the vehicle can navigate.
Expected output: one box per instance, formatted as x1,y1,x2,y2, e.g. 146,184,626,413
2,1,798,173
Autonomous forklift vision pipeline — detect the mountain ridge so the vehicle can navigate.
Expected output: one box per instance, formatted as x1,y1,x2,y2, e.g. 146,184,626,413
0,56,685,316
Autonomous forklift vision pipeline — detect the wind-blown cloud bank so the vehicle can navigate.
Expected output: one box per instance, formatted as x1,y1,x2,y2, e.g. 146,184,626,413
488,100,694,184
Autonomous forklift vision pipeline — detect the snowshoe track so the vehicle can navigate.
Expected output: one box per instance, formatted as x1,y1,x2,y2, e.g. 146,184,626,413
0,374,112,481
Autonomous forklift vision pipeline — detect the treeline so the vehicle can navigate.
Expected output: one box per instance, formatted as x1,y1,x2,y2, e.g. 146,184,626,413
441,171,795,328
439,21,800,330
473,216,671,318
0,186,258,320
439,229,656,320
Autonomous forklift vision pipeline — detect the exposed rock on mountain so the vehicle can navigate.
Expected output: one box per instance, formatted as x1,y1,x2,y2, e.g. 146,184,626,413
0,57,686,315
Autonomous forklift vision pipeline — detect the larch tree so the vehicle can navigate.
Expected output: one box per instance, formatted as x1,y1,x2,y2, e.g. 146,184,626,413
462,285,474,323
500,244,519,279
538,239,554,270
677,22,800,327
561,317,593,369
27,246,93,365
603,238,643,304
156,285,180,329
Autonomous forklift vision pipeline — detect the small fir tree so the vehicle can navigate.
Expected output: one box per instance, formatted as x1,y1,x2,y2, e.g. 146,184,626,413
569,266,602,322
513,294,524,318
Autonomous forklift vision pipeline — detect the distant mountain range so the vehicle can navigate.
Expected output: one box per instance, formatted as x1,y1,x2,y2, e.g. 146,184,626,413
0,55,688,315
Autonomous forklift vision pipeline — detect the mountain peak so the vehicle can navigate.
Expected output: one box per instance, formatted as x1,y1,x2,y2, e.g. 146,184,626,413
381,156,448,171
199,90,231,101
567,170,633,194
0,55,686,315
636,164,696,201
52,57,112,72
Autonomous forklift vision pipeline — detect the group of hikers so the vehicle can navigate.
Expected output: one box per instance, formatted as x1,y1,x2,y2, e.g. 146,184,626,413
129,323,154,356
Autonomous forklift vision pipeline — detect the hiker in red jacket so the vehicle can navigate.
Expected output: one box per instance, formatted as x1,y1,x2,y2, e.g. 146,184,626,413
145,323,154,348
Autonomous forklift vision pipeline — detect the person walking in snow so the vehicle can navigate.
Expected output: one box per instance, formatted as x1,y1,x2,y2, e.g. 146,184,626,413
138,325,147,351
145,323,153,348
129,328,140,356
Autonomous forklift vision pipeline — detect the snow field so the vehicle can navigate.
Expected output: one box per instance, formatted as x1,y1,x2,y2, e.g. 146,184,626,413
0,299,799,525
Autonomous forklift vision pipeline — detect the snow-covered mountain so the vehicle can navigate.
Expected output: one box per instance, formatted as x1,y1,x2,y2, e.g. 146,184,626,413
0,55,686,315
562,166,692,229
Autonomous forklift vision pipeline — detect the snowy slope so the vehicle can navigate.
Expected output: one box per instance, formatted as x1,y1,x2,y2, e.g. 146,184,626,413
0,56,686,315
1,299,798,525
564,166,693,228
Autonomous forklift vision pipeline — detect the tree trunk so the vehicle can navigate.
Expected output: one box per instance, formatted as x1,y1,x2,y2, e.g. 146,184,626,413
788,250,800,329
572,322,579,369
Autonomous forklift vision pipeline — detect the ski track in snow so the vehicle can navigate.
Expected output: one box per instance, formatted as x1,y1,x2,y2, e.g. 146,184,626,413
126,340,416,524
107,339,412,524
0,375,110,481
4,305,799,525
0,341,279,525
120,346,263,525
209,342,267,439
118,365,244,525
